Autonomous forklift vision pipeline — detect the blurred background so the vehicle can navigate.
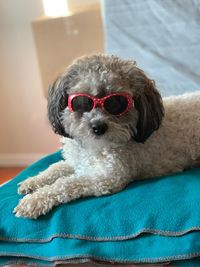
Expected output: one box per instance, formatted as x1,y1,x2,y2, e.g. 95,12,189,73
0,0,200,177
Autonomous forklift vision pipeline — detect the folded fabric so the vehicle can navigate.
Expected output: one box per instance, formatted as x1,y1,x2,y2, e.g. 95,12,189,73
0,150,200,266
102,0,200,97
1,231,200,263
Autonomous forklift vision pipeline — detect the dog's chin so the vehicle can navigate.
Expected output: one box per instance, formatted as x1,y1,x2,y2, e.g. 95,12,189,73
73,130,132,151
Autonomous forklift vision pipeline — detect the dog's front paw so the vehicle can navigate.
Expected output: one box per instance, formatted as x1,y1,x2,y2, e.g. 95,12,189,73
13,194,52,219
18,177,38,195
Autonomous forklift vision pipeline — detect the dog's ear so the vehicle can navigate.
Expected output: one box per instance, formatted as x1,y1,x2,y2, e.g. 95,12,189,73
133,80,164,143
47,76,69,137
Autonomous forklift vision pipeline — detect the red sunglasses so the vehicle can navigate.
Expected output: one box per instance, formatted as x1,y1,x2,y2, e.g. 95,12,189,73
68,92,133,116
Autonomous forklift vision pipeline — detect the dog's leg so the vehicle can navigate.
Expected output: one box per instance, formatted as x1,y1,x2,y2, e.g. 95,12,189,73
14,174,128,219
18,160,74,195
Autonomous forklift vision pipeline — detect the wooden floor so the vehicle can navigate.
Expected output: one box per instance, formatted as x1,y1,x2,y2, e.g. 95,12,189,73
0,167,25,184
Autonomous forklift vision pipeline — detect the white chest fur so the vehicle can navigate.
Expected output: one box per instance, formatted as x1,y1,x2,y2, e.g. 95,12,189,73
61,138,128,177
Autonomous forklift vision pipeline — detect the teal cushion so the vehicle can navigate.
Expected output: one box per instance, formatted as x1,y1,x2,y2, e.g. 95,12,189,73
0,150,200,265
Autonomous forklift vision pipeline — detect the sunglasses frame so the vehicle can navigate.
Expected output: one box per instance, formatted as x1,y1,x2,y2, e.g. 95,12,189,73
68,92,133,116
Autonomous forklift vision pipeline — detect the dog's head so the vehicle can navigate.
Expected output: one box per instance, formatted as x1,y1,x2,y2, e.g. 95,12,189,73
48,54,164,147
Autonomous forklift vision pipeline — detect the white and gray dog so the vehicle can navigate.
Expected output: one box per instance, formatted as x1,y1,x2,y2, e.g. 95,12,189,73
14,54,200,219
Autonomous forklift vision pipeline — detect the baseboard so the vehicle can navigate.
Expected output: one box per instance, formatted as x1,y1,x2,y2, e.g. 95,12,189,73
0,153,46,167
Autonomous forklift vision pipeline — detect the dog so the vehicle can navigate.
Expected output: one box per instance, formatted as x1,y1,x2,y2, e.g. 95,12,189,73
14,54,200,219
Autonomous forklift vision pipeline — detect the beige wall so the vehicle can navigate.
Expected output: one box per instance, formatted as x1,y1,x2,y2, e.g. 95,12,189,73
68,0,99,12
0,0,101,166
0,0,103,166
0,0,60,165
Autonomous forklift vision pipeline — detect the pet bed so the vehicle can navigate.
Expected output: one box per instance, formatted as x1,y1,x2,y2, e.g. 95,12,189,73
1,151,200,266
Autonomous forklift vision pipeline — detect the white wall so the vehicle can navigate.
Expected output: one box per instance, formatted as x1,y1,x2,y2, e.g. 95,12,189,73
0,0,60,166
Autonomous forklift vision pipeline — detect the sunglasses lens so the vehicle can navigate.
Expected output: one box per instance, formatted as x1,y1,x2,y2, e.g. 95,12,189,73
72,96,94,112
104,95,129,115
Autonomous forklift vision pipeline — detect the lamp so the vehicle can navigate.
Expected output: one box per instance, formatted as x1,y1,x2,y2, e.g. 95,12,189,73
42,0,70,17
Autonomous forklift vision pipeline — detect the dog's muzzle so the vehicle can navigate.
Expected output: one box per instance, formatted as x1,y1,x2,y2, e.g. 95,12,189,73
91,122,108,136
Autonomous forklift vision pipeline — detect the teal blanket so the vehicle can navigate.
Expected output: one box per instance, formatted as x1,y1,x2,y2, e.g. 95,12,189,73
0,150,200,266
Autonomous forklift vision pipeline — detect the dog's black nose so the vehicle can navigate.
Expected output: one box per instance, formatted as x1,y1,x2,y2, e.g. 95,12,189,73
91,122,108,135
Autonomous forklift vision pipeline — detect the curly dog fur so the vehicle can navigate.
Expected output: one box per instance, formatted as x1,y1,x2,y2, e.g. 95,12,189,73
14,54,200,219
